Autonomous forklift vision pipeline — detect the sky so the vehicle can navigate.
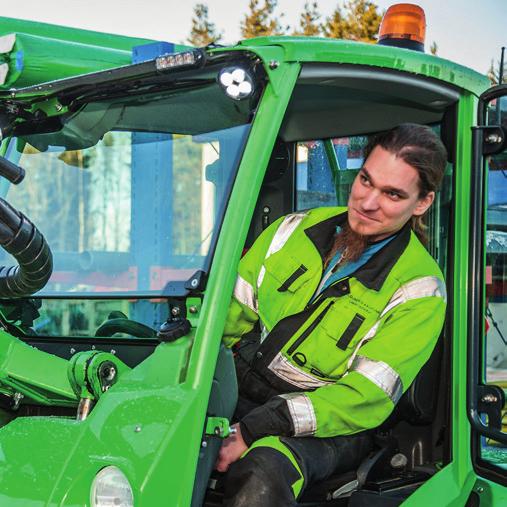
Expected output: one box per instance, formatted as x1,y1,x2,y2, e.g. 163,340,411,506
0,0,505,76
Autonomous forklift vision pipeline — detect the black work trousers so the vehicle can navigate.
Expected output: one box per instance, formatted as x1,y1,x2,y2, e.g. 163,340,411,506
223,396,373,506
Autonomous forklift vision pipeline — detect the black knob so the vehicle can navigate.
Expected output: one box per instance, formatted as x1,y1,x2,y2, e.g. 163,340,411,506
157,318,191,343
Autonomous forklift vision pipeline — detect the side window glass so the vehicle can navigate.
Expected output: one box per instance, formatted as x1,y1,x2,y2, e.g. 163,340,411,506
295,136,367,210
483,94,507,467
296,140,338,209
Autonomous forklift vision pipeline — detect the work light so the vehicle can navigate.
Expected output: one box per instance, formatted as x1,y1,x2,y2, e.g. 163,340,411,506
91,466,134,507
218,67,254,100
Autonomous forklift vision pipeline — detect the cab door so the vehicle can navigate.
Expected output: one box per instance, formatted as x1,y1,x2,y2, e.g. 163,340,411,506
469,84,507,489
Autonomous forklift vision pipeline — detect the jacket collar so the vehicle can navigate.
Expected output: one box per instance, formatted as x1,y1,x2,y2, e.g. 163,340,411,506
304,210,412,291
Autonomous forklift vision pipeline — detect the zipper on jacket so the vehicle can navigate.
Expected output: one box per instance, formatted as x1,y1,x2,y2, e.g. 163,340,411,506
287,300,335,356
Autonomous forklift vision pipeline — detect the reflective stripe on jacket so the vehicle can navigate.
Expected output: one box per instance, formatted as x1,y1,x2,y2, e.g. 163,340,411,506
223,207,447,443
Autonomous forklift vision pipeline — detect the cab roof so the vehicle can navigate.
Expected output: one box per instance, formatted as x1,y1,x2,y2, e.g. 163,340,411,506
231,36,490,97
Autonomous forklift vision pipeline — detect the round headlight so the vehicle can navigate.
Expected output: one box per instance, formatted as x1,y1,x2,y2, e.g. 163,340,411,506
91,466,134,507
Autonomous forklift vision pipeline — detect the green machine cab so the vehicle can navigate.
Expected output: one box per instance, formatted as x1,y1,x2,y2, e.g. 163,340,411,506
0,5,504,506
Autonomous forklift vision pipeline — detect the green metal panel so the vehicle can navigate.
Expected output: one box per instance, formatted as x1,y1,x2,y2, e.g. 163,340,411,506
0,17,188,89
472,477,507,506
0,329,77,404
0,17,154,51
0,32,132,88
0,334,194,505
452,93,478,484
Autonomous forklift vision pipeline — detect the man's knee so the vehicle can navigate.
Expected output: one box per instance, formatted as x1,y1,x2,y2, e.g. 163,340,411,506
223,437,303,507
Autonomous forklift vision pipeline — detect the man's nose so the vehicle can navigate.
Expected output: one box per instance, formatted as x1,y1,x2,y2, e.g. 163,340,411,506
361,189,380,210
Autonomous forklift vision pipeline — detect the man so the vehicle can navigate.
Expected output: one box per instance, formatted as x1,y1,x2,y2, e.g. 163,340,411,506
217,123,448,506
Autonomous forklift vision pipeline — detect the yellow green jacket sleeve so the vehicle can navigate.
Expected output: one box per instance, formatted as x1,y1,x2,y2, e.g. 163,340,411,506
222,216,286,348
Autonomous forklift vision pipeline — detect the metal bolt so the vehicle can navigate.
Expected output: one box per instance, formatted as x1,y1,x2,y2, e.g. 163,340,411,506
201,440,208,448
70,347,76,355
171,306,181,317
390,453,408,469
110,349,116,355
269,60,279,69
55,103,63,112
189,306,198,314
229,426,237,435
214,426,223,437
263,206,271,213
91,345,96,350
135,425,142,433
103,366,116,382
191,278,199,288
256,351,263,359
476,486,484,493
12,392,23,410
482,394,498,403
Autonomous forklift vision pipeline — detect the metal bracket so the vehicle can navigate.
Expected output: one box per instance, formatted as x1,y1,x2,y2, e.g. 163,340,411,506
184,270,207,292
205,417,235,438
477,384,505,430
68,351,130,420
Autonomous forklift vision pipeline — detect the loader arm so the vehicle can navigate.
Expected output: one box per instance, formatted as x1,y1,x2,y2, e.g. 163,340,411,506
0,328,77,407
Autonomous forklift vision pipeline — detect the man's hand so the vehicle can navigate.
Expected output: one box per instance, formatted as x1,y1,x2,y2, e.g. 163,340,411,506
215,423,248,473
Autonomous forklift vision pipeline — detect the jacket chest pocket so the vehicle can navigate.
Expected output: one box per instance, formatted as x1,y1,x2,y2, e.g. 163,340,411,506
295,301,379,379
258,252,317,320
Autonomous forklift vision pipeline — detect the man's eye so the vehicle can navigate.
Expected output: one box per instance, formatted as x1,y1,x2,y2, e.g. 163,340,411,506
387,191,400,200
359,174,370,185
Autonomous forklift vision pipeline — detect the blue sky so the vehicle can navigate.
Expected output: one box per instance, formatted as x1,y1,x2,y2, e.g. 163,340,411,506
1,0,505,75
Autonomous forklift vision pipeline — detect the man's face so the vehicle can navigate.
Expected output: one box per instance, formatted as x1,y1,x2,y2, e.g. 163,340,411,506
347,146,435,241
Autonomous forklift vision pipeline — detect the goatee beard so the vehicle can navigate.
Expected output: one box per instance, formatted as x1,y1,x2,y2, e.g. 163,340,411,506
324,221,369,269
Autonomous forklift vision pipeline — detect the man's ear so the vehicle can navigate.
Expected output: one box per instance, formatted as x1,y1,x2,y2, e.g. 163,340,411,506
413,191,435,217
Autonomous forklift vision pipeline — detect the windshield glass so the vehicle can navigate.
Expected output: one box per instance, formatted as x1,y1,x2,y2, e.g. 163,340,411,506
2,79,255,296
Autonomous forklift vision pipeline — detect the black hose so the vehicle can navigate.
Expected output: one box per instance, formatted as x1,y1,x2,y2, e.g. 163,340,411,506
0,198,52,297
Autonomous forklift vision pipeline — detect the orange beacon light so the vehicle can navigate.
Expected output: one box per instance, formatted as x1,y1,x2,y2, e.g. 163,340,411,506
378,3,426,52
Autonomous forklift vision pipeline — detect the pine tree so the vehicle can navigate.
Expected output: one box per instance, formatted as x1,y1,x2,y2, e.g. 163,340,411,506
188,3,222,47
241,0,285,39
293,2,322,37
323,4,346,39
324,0,382,43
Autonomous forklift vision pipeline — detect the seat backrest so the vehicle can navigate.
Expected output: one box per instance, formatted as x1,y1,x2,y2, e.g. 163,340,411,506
382,337,443,429
245,139,294,248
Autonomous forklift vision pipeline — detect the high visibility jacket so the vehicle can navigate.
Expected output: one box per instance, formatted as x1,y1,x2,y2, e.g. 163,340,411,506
223,207,446,444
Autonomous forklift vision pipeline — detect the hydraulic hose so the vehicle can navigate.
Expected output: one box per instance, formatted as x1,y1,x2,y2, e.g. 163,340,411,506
0,198,52,297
